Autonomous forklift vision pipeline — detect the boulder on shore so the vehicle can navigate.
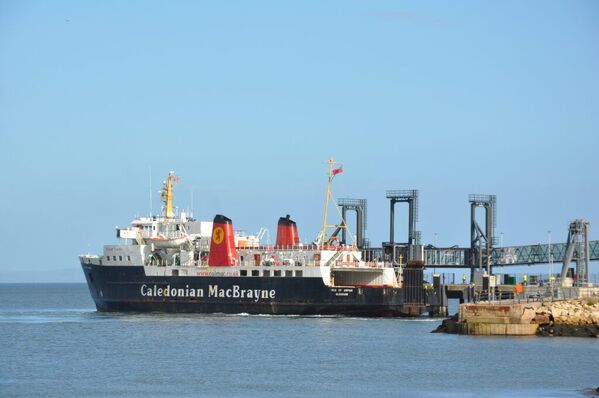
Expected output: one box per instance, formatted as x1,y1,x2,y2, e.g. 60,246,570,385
537,323,599,337
534,298,599,337
432,313,459,334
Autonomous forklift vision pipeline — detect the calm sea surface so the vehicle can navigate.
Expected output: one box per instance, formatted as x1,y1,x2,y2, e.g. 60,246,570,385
1,284,597,398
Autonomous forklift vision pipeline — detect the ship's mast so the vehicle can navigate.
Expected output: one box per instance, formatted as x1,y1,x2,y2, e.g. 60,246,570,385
319,158,339,246
161,171,179,218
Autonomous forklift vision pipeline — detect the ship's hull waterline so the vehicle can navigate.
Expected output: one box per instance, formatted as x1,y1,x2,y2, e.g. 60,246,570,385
81,263,422,317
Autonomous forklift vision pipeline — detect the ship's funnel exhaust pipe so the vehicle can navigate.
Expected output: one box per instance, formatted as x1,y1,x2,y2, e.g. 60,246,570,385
276,214,300,247
208,214,238,266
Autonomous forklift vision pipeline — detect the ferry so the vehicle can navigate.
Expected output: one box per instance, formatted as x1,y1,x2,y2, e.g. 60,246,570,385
80,160,435,316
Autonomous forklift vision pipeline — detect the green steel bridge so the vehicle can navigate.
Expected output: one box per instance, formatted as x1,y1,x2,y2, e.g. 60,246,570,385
423,240,599,268
349,191,595,284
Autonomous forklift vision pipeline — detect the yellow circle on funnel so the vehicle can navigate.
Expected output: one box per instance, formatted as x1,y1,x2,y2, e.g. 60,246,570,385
212,226,225,245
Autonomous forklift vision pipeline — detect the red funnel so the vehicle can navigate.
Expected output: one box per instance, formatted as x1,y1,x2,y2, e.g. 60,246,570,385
208,214,238,266
276,215,299,247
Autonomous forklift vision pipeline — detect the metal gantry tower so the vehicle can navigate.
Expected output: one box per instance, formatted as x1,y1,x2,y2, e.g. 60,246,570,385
337,198,368,249
561,219,591,287
468,194,496,278
386,190,419,245
383,190,420,266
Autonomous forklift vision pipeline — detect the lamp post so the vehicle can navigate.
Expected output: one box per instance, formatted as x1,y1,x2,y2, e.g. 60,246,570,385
499,232,504,275
547,230,553,280
433,232,438,275
548,230,553,283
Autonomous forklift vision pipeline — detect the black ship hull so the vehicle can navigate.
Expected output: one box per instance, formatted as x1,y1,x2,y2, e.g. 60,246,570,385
81,263,429,317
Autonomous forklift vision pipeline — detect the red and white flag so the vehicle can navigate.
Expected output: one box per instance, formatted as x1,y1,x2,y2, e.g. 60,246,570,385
332,166,343,176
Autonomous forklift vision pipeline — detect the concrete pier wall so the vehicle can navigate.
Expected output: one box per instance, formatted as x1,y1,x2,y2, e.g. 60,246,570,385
458,303,541,335
455,299,599,336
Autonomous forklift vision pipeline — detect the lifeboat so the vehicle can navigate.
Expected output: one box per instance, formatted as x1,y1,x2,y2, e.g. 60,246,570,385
146,235,190,248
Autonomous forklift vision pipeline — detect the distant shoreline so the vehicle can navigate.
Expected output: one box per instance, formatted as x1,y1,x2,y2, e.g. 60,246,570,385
0,282,87,284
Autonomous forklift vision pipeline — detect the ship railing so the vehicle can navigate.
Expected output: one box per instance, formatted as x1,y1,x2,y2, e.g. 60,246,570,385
334,261,389,269
195,259,322,267
236,244,358,252
140,231,189,242
194,258,384,268
363,261,388,268
334,261,358,267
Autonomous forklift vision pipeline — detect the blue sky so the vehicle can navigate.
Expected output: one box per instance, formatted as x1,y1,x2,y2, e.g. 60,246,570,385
1,1,598,282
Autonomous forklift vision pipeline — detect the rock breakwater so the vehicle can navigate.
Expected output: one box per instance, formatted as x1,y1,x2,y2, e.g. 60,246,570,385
535,298,599,337
433,298,599,337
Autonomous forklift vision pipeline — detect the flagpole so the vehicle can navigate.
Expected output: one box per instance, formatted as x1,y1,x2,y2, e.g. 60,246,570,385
319,158,335,246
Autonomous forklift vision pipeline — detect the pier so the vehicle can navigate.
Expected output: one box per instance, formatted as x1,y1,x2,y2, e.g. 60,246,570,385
339,190,598,315
434,298,599,336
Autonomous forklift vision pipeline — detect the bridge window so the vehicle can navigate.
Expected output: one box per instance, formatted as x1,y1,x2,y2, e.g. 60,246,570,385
295,270,303,277
240,270,247,276
252,270,259,277
285,270,293,277
274,270,281,277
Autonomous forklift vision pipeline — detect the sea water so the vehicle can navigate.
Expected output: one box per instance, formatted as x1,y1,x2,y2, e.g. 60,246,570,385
1,284,597,397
